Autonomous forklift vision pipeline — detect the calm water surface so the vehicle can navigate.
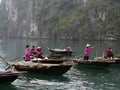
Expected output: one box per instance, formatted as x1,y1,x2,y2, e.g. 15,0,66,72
0,38,120,90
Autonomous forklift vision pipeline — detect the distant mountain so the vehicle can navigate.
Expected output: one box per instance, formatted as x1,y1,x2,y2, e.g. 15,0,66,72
0,0,120,40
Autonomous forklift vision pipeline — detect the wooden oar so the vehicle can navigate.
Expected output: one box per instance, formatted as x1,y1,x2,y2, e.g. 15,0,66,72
0,56,16,71
10,56,24,61
0,56,19,71
0,55,30,83
0,55,23,71
5,58,23,71
0,56,10,65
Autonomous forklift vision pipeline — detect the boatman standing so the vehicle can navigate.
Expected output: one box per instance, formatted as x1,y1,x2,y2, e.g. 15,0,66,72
84,44,96,60
36,47,44,58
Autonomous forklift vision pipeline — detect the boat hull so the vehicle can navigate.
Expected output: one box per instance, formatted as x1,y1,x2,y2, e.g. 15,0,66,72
15,65,72,75
32,58,70,64
0,74,18,83
77,62,111,68
0,71,26,83
9,60,74,75
48,48,74,56
14,64,72,75
73,59,115,68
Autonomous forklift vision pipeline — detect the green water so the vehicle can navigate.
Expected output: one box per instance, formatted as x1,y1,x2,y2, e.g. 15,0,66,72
0,38,120,90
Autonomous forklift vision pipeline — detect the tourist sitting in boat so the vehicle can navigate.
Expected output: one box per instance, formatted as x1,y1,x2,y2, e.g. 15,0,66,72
84,44,96,60
104,48,114,59
31,45,37,58
24,45,31,61
36,47,44,58
66,45,72,52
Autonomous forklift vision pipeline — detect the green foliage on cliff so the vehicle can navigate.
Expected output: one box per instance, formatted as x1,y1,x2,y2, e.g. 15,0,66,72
34,0,120,40
0,0,120,40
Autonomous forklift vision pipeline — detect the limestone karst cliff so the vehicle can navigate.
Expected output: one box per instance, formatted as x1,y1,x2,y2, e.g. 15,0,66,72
0,0,120,40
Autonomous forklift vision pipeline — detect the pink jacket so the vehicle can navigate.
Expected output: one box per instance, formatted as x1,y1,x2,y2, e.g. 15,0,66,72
104,49,113,54
66,46,72,51
36,50,43,58
84,46,96,56
25,48,31,61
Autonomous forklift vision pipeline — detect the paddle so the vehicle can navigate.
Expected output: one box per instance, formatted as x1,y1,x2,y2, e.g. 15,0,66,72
0,56,10,65
0,55,23,71
7,58,24,71
0,55,30,83
0,56,13,70
10,56,24,61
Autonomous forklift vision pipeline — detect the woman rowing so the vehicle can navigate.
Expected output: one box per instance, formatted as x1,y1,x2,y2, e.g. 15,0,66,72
84,44,96,60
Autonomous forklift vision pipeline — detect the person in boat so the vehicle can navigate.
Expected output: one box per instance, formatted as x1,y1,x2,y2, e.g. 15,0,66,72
30,45,37,58
84,44,96,60
104,48,114,59
65,45,73,56
24,45,31,61
66,45,72,52
36,47,44,58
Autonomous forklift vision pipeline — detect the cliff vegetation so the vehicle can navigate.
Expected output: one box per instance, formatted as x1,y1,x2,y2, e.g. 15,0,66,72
0,0,120,40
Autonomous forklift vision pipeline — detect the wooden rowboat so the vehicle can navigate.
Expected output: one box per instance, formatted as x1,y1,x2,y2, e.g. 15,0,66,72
0,71,27,83
73,57,119,68
48,48,74,56
9,61,74,75
31,58,71,64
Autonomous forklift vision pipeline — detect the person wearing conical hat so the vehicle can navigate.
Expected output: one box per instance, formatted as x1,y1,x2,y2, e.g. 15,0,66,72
84,44,96,60
36,47,44,58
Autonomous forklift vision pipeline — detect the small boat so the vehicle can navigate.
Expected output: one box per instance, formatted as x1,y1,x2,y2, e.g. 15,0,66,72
73,57,117,68
0,71,27,83
48,48,74,56
31,57,71,64
9,61,74,75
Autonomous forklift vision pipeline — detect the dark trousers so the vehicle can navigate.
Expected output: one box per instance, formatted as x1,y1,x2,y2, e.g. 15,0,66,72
84,56,89,60
107,53,114,58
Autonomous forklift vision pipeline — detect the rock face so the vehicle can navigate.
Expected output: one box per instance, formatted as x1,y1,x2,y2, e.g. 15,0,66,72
4,0,38,38
0,0,120,40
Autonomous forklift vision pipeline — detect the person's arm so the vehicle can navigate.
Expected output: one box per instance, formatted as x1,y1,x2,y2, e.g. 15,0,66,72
90,45,96,50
